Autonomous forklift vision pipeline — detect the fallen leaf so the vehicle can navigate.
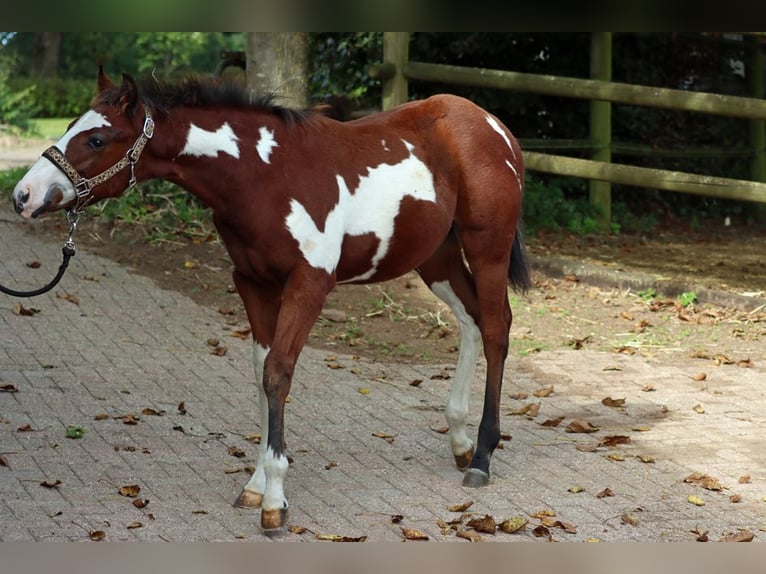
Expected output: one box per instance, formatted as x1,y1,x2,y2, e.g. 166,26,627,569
448,500,474,512
576,444,600,452
601,396,626,408
372,431,395,444
737,358,754,368
632,425,651,432
184,260,198,269
177,401,187,415
17,423,33,432
692,404,706,414
692,373,707,381
0,383,18,393
210,346,228,356
566,419,600,433
324,461,338,470
26,260,41,268
721,530,754,542
126,521,143,529
599,435,631,447
228,445,246,458
606,453,625,461
684,473,724,491
89,530,106,541
532,525,552,539
56,292,79,305
357,387,370,395
12,303,40,316
121,413,139,425
409,379,422,387
141,407,165,416
40,479,62,489
642,384,656,392
119,484,141,498
621,514,639,526
288,525,309,535
93,414,110,421
637,454,655,463
692,528,709,542
245,433,261,444
65,426,86,439
499,516,528,533
508,392,528,400
739,475,751,484
540,416,565,427
568,486,584,493
431,426,449,434
530,509,556,519
687,495,706,506
533,385,554,397
466,514,496,534
400,528,429,541
456,529,483,542
230,328,251,340
132,498,149,509
730,494,743,503
0,455,9,468
596,488,615,498
508,402,540,417
390,514,404,524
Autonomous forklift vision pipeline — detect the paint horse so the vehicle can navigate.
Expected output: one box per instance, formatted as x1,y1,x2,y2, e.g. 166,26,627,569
12,70,530,531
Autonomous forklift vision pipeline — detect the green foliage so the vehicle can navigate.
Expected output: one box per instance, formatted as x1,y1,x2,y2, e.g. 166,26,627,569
0,167,30,194
5,77,95,119
678,291,697,307
0,51,37,132
637,287,657,301
522,175,602,235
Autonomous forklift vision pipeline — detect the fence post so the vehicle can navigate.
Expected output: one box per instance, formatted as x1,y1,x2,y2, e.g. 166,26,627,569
382,32,410,111
746,35,766,221
589,32,612,228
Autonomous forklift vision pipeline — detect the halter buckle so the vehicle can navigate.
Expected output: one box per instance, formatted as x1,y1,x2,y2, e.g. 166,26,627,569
74,179,91,199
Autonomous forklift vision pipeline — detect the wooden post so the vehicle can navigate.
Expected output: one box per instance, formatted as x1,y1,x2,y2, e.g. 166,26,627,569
589,32,612,228
746,35,766,221
382,32,409,110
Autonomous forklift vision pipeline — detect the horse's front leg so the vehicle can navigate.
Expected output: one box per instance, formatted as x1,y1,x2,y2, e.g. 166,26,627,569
258,264,335,530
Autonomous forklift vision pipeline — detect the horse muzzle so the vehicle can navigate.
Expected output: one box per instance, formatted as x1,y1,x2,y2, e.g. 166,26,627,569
12,183,65,219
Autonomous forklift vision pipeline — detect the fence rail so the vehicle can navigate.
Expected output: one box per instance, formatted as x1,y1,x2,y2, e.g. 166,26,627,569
372,33,766,223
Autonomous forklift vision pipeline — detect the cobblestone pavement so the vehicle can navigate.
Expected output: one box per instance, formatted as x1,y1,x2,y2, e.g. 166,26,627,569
2,199,766,543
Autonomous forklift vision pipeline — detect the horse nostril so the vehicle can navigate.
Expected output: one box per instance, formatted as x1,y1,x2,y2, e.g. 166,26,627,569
13,191,29,214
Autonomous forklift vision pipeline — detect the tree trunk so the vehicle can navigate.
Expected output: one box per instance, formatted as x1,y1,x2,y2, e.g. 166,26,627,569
246,33,309,109
32,32,62,78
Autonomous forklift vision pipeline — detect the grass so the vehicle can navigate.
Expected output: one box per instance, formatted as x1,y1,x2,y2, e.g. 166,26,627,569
27,117,70,139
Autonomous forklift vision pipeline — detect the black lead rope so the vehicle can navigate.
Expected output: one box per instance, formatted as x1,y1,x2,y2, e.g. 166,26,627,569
0,210,79,298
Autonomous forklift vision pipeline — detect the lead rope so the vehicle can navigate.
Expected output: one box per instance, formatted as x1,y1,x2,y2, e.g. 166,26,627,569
0,209,80,298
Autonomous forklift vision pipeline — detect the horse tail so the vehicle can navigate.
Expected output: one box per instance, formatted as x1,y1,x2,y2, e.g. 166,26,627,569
509,225,531,294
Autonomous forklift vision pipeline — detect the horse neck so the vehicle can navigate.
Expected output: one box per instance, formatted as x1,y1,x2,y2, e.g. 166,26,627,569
147,106,289,213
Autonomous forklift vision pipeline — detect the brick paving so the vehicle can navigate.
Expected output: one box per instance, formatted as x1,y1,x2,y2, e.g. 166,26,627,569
2,199,766,542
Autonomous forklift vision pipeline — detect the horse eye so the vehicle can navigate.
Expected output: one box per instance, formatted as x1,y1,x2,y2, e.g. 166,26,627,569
88,135,106,150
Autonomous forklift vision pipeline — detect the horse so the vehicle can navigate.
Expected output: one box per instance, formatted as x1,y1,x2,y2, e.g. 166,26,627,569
12,69,531,531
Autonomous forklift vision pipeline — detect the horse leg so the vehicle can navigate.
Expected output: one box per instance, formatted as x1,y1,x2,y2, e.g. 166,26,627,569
457,228,516,488
231,272,282,510
258,264,335,530
417,230,482,470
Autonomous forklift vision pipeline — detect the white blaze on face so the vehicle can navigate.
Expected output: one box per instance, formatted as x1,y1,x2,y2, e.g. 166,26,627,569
255,126,278,163
13,110,112,218
180,122,240,158
485,114,522,188
285,140,437,280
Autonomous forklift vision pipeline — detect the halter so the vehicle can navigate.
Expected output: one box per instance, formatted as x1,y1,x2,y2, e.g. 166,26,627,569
41,106,155,213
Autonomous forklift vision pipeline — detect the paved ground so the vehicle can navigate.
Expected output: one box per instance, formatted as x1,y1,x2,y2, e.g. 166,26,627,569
2,143,766,542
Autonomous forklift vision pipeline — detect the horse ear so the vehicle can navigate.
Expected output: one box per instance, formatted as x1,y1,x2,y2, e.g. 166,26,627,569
119,73,139,117
97,66,115,93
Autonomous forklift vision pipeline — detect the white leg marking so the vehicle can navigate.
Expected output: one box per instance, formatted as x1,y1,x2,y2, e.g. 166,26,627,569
430,281,481,460
285,140,437,279
255,126,279,163
261,446,289,512
244,344,269,496
180,122,240,158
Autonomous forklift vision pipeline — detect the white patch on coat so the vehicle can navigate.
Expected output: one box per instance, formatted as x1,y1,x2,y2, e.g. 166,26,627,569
180,122,240,158
12,110,112,218
284,140,436,279
485,115,522,188
429,280,481,461
256,126,279,163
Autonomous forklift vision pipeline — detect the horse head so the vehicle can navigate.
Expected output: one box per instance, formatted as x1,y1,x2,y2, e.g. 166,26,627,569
12,68,152,219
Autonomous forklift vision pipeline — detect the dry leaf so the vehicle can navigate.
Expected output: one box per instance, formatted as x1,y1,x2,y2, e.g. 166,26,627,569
530,509,556,519
637,454,655,463
357,387,370,395
599,435,631,447
606,453,625,461
288,525,309,535
93,413,110,421
499,516,528,533
132,498,149,509
721,530,754,542
126,521,143,529
141,407,165,416
568,486,584,493
508,402,540,417
456,529,483,542
532,525,552,539
692,373,707,381
401,527,429,541
210,346,228,356
601,396,626,407
315,533,368,542
431,426,449,434
372,431,395,444
56,292,79,305
540,416,565,427
533,385,554,397
566,419,600,433
89,530,106,541
184,260,198,269
730,494,742,503
245,433,261,444
0,455,9,468
642,384,656,392
508,392,528,400
121,413,139,425
26,260,41,268
739,475,751,484
228,446,246,458
13,303,40,316
466,514,496,534
692,404,705,414
230,328,251,340
737,358,754,368
687,495,706,506
17,423,33,432
448,500,474,512
40,479,62,489
576,444,599,452
0,383,18,393
621,514,639,526
119,484,141,498
390,514,404,524
596,488,615,498
684,473,723,491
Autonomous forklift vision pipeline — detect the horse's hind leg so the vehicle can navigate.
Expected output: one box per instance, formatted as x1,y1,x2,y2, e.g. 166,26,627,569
417,230,482,470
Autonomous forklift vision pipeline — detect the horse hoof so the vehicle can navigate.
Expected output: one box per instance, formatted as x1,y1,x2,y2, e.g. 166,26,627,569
233,489,263,509
454,450,473,470
261,507,288,531
462,468,489,488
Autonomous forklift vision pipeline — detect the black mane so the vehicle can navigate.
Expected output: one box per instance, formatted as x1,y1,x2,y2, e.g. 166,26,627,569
95,74,310,124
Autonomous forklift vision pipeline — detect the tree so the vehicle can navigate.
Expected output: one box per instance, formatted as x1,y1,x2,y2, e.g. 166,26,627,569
31,32,62,78
246,33,309,108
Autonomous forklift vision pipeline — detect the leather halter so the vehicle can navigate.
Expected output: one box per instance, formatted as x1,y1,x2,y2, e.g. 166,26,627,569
41,106,155,212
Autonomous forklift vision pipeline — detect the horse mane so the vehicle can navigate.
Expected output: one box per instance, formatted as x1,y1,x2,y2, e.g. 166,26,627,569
94,74,311,125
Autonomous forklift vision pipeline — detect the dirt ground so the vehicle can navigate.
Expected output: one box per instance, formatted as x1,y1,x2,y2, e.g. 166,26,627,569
15,211,766,370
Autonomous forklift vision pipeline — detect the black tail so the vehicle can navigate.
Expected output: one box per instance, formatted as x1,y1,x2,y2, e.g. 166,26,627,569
509,226,531,293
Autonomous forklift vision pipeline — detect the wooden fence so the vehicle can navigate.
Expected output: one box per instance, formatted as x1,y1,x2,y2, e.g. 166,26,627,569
369,32,766,225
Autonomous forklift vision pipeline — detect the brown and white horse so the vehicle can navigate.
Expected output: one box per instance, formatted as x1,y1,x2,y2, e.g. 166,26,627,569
12,70,530,530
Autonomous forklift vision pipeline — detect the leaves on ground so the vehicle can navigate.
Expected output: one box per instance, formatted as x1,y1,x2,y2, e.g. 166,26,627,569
372,431,395,444
65,425,86,439
722,530,754,542
0,383,18,393
118,484,141,498
401,527,429,541
684,472,724,491
12,303,40,316
448,500,474,512
566,419,600,433
466,514,496,534
40,479,62,489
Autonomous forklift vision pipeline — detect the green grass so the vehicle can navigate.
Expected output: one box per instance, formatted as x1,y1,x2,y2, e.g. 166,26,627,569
27,117,70,139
